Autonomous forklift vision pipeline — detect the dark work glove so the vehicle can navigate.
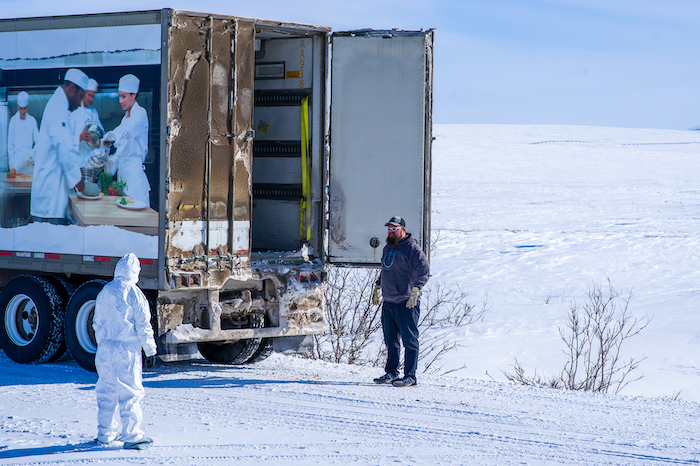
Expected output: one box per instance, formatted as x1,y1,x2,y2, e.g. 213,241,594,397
144,355,157,370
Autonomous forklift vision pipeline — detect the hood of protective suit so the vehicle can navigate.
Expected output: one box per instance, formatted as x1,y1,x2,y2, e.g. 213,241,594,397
114,253,141,284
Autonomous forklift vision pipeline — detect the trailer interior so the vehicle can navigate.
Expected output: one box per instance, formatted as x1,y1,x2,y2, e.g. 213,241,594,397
250,25,326,258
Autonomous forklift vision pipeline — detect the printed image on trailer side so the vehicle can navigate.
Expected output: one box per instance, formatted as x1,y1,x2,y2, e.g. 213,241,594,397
0,21,161,260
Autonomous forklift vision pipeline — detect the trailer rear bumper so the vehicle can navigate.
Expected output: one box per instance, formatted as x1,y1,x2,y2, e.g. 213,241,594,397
158,271,326,345
164,320,325,344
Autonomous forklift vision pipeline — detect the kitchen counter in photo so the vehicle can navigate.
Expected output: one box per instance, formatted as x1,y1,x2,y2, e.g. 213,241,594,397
68,194,158,235
1,172,32,192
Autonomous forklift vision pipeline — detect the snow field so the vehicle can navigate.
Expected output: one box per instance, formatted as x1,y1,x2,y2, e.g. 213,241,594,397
432,124,700,401
3,124,700,464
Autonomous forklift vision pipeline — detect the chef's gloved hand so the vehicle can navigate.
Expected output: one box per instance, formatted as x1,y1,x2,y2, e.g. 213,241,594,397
83,181,100,197
406,287,420,309
371,284,381,305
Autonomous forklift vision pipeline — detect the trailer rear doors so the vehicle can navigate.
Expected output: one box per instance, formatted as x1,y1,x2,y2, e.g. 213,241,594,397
327,30,433,266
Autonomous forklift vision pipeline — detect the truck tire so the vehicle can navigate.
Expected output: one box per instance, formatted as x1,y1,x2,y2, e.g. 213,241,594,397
65,280,106,372
46,276,77,362
244,338,273,364
0,275,65,364
197,340,247,363
198,314,264,365
242,314,273,364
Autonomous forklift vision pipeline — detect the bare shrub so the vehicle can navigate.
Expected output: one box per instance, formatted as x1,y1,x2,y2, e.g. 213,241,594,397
309,266,487,375
661,390,683,402
505,279,651,394
309,267,383,366
418,284,488,374
504,361,562,389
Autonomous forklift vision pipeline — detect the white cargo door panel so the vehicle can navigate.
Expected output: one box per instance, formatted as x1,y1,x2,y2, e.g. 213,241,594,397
328,30,433,265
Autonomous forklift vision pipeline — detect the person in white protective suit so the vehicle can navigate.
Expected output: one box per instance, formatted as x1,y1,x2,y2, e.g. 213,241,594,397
30,68,99,224
7,91,39,174
71,78,104,164
103,74,151,205
93,252,157,450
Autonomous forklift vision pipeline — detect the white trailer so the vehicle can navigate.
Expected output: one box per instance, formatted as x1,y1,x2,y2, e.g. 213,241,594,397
0,9,433,371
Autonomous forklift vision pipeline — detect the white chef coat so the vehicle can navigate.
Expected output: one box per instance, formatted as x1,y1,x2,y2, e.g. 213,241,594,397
104,101,150,205
70,104,103,164
30,87,82,220
7,112,39,174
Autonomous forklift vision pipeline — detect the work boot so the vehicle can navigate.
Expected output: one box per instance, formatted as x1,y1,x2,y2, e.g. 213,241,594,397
392,376,417,387
123,435,153,450
94,433,122,445
373,373,400,384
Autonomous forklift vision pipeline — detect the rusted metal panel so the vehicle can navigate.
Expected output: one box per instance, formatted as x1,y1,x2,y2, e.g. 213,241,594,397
166,13,240,266
208,18,234,227
167,14,209,224
232,20,255,257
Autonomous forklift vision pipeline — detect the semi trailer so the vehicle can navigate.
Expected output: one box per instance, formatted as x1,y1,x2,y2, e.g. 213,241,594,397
0,8,433,371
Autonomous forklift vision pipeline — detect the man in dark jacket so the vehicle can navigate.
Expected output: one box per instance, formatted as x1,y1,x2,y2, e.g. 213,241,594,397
372,216,430,387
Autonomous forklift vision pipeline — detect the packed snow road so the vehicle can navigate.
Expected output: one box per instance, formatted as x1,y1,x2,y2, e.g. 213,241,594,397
1,352,699,465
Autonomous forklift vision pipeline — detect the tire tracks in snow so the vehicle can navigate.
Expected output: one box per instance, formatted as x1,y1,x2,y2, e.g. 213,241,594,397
140,380,699,465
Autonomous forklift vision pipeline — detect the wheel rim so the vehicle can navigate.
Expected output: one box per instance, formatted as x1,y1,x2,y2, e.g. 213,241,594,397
75,300,97,354
5,294,38,346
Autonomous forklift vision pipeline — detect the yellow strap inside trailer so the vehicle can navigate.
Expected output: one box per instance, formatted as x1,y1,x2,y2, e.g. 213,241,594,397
300,96,311,241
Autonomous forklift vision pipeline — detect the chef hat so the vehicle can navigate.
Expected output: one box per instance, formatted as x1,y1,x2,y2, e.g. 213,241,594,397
87,78,99,92
118,74,140,94
17,91,29,107
65,68,89,91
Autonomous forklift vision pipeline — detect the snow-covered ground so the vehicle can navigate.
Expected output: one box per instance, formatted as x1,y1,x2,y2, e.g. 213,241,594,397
3,124,700,464
431,124,700,402
2,352,700,465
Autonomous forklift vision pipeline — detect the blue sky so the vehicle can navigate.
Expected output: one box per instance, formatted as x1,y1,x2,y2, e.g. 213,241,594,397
2,0,697,129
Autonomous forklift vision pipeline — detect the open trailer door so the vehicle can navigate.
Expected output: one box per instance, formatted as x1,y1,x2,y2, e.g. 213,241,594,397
327,29,434,266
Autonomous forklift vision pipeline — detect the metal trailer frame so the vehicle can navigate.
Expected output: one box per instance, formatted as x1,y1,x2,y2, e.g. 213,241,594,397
0,8,433,368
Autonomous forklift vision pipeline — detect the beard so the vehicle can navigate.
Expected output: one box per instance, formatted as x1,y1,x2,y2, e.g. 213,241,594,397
386,234,400,245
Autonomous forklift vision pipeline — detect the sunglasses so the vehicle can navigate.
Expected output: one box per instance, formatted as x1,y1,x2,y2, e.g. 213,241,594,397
387,226,404,232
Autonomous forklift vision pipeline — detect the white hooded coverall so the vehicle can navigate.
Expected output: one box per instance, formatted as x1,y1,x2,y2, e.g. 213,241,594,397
104,101,151,205
93,253,157,444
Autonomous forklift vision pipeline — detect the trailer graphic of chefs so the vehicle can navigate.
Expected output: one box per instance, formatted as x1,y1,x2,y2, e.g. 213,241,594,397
8,91,39,174
72,78,104,164
103,74,150,206
30,68,97,225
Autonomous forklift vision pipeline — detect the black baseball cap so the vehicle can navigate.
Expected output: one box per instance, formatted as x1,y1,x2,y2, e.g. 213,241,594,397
385,216,406,227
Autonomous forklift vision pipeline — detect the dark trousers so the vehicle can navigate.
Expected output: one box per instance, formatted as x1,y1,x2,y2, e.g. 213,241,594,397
382,300,420,379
